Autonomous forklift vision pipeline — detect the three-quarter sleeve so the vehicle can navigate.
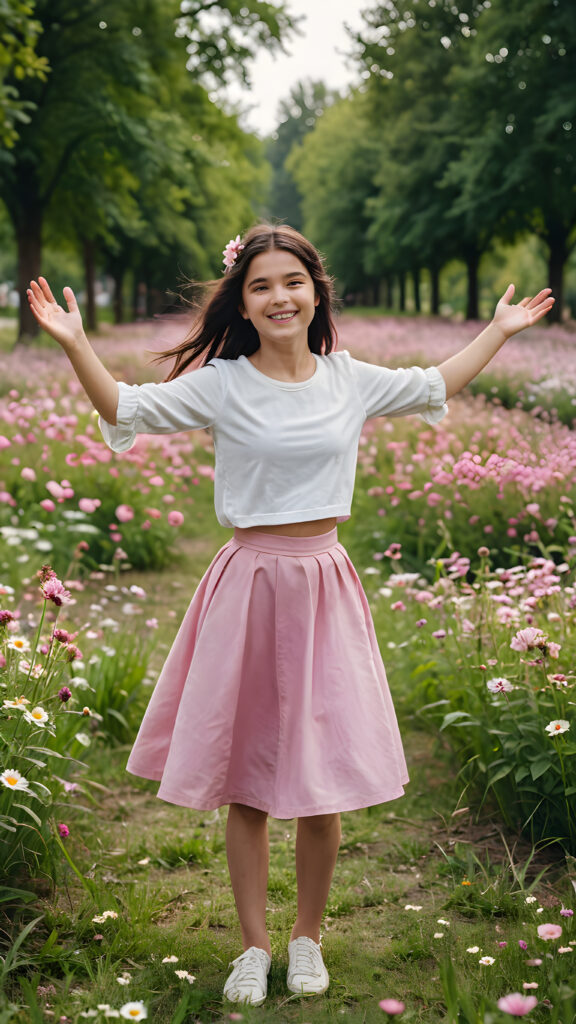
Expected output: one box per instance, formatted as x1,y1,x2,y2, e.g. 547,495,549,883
349,355,448,424
98,362,225,452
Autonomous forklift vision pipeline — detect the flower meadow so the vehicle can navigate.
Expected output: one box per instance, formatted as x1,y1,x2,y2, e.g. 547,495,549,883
0,317,575,1022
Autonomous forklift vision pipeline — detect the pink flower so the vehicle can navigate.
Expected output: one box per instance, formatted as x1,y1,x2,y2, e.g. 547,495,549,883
57,823,70,838
537,923,562,940
384,543,402,559
167,510,184,527
518,940,528,950
379,1000,405,1015
486,677,514,693
41,577,72,607
58,687,72,702
79,498,101,513
40,499,56,512
222,235,245,269
21,467,36,481
560,908,573,917
497,993,538,1015
547,642,561,659
115,504,134,522
525,959,542,967
149,475,164,487
510,627,547,652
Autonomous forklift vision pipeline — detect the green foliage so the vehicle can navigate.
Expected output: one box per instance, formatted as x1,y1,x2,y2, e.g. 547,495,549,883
0,585,90,899
0,0,49,148
266,78,338,230
288,92,382,295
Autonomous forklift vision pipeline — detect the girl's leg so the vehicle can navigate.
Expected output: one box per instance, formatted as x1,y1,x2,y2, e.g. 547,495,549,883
226,802,272,955
290,812,341,943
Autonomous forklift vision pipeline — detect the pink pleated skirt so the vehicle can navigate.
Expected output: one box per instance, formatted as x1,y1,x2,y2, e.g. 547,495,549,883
126,529,409,819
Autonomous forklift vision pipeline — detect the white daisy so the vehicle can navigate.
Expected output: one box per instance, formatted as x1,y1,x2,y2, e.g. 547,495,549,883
1,768,30,790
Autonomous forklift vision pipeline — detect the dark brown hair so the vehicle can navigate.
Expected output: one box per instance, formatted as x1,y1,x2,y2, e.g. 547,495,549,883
154,224,338,381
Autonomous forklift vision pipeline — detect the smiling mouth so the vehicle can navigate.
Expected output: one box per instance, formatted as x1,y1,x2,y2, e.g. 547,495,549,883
268,311,298,321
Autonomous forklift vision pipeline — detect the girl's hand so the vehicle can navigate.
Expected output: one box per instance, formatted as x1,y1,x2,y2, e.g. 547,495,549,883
493,283,555,339
27,277,86,349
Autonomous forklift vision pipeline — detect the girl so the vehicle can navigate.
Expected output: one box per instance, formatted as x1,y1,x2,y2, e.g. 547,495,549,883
27,224,553,1007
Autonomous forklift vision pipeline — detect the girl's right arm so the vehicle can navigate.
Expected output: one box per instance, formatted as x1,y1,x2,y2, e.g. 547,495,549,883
27,278,119,424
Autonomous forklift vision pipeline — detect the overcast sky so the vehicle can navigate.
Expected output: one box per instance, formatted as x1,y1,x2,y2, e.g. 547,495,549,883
219,0,367,136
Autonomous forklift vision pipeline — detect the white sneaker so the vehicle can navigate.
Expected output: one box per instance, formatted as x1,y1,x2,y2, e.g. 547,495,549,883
287,936,329,996
223,946,271,1006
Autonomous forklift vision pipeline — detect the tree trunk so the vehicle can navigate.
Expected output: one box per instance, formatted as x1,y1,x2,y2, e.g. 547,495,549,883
384,276,393,310
545,233,566,324
398,272,406,313
15,206,43,343
112,268,124,324
430,265,440,315
464,246,480,320
372,279,380,306
412,268,421,313
83,238,98,332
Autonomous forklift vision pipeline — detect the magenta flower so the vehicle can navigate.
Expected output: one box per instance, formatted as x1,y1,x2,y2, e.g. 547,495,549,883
57,823,70,838
497,993,538,1016
379,1000,405,1015
518,940,528,950
560,908,573,917
41,577,72,607
53,628,72,644
0,610,15,625
58,687,72,702
64,644,82,662
537,923,562,940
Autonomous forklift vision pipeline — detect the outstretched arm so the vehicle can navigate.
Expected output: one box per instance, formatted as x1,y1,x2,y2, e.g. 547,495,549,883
27,278,119,424
437,285,555,400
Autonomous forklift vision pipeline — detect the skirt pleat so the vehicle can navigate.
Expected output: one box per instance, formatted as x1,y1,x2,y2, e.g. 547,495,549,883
126,529,409,819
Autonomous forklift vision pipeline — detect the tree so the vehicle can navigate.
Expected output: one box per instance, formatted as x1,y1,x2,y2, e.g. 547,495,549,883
0,0,49,147
439,0,576,321
353,0,499,318
1,0,294,342
287,92,381,297
266,79,337,230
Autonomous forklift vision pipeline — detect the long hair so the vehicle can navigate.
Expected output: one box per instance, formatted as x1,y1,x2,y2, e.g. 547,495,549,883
154,224,338,382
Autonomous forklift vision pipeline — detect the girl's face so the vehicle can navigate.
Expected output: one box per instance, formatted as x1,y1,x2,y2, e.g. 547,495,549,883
240,249,319,350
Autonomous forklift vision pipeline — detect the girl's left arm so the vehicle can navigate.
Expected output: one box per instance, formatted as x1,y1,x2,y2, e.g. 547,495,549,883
437,285,555,400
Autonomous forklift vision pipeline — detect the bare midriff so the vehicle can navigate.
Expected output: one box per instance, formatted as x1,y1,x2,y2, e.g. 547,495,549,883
236,517,338,538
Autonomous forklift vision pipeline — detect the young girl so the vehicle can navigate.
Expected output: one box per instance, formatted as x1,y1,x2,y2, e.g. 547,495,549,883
27,224,553,1007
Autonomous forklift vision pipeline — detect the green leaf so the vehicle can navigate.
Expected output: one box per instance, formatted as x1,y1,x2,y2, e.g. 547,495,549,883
13,802,43,827
530,759,553,781
488,763,513,784
0,886,36,904
440,711,474,731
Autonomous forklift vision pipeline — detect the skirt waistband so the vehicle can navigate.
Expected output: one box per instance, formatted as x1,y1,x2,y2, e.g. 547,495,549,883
232,528,339,555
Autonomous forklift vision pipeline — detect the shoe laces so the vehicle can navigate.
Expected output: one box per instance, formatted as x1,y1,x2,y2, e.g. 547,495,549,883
229,946,269,984
291,938,322,975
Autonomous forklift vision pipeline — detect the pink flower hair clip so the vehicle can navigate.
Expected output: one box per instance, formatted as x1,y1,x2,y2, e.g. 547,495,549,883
222,235,245,272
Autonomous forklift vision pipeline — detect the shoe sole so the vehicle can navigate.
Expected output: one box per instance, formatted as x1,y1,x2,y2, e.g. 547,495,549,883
287,979,329,996
223,993,267,1007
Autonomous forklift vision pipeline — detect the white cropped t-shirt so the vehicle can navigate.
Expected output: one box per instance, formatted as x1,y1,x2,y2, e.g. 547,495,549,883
98,350,447,528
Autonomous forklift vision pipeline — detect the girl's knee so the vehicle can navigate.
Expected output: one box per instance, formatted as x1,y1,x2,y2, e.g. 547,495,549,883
298,812,341,832
228,802,268,823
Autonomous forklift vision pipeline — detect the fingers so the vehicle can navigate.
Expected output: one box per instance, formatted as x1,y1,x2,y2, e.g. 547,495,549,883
38,276,57,304
63,285,79,312
500,283,515,304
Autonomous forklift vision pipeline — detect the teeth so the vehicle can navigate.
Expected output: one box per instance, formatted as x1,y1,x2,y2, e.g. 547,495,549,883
270,312,296,320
